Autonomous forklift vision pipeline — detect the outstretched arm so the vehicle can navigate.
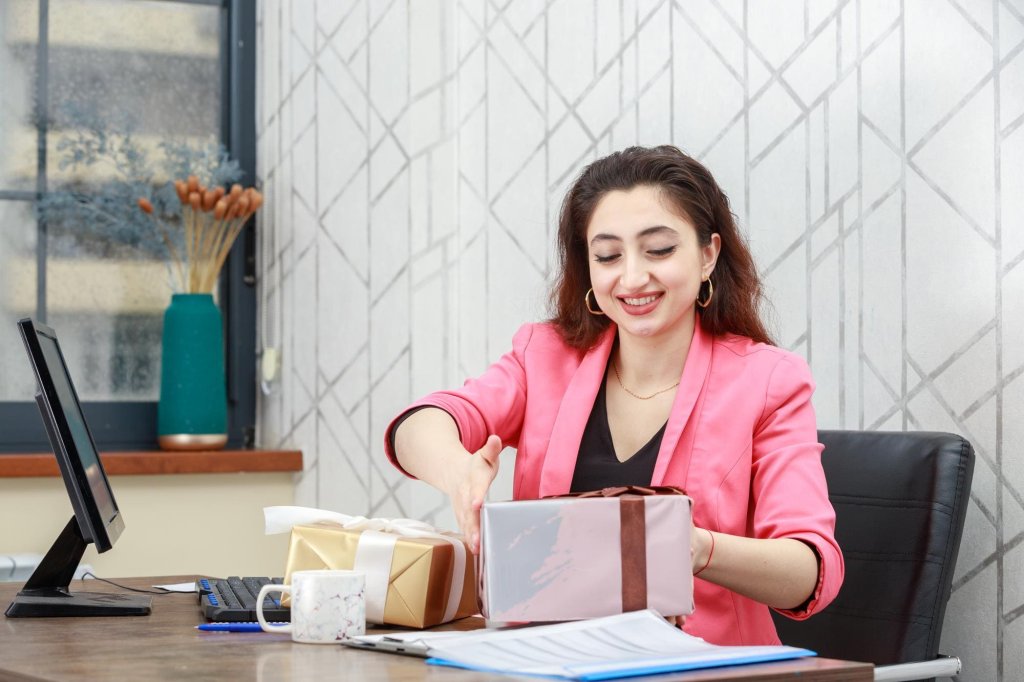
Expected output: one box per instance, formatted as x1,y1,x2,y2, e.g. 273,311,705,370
394,407,502,553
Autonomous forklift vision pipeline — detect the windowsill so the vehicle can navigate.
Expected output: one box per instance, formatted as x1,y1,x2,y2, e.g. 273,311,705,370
0,449,303,477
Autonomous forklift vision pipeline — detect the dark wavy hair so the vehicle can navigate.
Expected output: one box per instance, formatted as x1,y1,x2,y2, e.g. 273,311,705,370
549,145,774,351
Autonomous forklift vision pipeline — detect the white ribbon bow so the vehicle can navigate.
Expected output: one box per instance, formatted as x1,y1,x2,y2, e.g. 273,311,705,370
264,506,467,625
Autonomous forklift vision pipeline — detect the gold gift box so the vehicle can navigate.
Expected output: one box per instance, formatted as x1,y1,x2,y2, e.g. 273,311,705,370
283,522,476,628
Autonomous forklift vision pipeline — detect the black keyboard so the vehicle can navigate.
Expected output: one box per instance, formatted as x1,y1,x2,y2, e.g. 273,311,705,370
198,576,290,622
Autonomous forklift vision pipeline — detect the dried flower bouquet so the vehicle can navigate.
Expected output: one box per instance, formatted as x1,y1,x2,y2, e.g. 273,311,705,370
139,175,262,294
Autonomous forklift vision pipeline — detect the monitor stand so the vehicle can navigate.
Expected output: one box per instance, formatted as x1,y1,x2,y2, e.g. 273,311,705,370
5,516,151,617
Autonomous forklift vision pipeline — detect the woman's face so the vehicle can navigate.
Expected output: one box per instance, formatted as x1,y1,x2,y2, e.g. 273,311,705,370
585,185,720,343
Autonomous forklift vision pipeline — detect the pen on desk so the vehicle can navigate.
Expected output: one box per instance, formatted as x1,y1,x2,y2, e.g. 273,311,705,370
196,622,282,632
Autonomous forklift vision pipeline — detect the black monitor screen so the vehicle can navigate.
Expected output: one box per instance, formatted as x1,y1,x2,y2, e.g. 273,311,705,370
6,319,149,618
20,320,123,551
35,332,119,530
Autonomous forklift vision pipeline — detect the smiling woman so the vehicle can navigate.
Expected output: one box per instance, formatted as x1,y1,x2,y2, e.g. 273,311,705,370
383,145,844,648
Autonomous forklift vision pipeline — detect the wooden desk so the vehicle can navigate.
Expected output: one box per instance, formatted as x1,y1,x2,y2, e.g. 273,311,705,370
0,577,873,681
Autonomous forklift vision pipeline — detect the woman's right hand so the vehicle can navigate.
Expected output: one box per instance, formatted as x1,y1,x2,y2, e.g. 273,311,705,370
441,434,502,554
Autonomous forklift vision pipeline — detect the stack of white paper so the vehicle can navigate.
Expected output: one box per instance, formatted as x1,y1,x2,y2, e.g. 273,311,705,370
421,610,814,680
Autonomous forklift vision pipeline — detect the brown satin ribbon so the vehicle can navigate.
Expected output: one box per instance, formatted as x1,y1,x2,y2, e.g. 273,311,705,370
546,486,688,612
619,495,647,611
547,485,688,500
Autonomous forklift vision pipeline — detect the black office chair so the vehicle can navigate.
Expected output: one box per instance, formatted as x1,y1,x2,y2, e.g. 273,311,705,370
772,430,975,681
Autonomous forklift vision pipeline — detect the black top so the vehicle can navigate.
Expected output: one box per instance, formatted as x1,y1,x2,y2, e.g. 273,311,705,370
569,379,666,493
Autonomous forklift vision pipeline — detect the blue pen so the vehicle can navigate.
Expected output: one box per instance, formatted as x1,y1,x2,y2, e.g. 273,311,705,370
196,622,284,632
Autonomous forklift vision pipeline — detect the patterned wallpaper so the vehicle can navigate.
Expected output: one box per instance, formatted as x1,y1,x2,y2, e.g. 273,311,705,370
256,1,1024,678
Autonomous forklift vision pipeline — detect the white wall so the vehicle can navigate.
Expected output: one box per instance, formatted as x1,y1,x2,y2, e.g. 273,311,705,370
256,1,1024,679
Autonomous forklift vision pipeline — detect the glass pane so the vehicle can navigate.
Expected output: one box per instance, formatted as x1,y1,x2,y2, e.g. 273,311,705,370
47,0,222,190
40,0,223,402
45,248,169,402
0,201,38,401
0,0,39,191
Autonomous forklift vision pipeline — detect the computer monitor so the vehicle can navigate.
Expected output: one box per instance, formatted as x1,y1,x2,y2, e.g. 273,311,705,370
4,319,151,617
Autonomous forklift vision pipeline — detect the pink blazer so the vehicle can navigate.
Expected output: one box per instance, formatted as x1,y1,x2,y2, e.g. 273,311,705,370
385,321,844,646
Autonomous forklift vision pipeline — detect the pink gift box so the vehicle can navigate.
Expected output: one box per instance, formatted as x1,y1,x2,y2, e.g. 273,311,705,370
478,486,694,622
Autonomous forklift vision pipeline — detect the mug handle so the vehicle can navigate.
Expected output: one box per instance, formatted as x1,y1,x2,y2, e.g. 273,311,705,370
256,584,292,634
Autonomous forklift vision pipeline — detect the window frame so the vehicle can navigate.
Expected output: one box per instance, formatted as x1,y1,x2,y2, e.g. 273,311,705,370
0,0,256,453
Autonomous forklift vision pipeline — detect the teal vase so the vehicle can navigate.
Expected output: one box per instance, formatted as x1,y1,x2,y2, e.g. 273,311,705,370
157,293,228,450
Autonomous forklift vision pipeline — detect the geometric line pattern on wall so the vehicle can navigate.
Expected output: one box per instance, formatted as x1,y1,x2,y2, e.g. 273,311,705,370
258,1,1023,678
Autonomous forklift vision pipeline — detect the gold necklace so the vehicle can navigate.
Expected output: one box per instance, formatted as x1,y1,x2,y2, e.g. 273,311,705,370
612,361,680,400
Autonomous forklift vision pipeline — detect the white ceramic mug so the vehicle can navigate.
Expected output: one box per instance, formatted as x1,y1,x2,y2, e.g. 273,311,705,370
256,570,366,643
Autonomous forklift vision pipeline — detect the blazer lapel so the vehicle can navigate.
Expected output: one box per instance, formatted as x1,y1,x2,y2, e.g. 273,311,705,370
651,321,713,487
537,325,617,497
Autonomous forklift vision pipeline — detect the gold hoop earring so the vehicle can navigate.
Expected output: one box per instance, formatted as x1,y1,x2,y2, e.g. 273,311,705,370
697,278,714,309
584,288,605,315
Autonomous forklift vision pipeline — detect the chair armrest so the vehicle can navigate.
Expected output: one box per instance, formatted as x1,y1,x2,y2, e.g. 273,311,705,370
874,655,961,681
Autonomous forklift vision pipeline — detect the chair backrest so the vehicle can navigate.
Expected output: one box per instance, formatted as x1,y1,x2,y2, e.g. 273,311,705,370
771,430,975,665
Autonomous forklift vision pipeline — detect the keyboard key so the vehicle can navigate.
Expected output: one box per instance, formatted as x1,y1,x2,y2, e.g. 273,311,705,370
227,577,256,610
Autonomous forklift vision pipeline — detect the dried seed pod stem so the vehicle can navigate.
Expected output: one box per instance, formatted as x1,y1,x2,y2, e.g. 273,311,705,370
198,214,227,291
140,197,186,290
210,218,247,290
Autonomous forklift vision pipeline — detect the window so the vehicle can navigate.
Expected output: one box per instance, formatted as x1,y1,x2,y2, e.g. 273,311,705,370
0,0,255,452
